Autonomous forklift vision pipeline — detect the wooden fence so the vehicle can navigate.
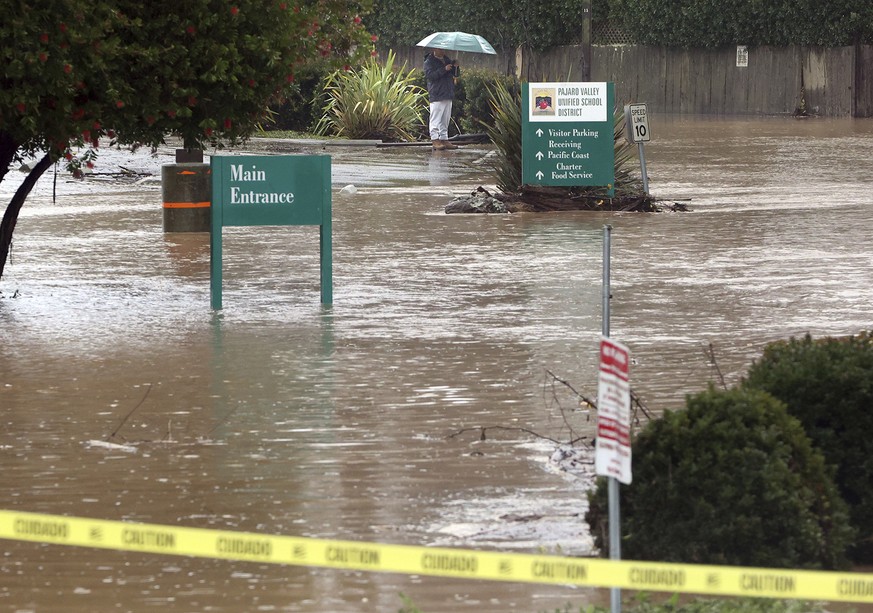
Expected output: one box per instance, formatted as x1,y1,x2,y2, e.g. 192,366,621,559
392,44,873,117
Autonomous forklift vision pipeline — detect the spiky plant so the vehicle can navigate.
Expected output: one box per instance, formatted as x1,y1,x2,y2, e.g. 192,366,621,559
484,80,522,193
316,51,426,141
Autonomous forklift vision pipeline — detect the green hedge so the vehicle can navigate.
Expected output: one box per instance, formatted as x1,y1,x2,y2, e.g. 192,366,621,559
607,0,873,48
366,0,873,51
262,63,333,133
454,68,520,134
743,331,873,563
586,386,853,569
548,595,828,613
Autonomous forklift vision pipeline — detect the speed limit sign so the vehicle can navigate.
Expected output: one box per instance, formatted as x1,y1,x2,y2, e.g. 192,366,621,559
624,103,651,143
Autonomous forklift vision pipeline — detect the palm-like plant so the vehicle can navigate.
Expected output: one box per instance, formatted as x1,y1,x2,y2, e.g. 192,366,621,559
316,51,426,142
484,80,522,194
610,111,645,197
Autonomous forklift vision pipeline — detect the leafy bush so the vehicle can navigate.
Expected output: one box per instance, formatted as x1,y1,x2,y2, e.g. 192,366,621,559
262,63,333,133
606,0,873,47
586,387,853,570
315,51,426,141
743,331,873,562
615,598,826,613
368,0,595,51
548,594,827,613
454,68,520,134
405,68,431,140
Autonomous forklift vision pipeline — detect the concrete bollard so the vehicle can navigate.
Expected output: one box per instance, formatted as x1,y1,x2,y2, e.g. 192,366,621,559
161,162,211,233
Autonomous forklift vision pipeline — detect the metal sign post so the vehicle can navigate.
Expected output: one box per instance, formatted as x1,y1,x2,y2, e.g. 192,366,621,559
603,225,620,613
598,224,633,613
624,103,651,195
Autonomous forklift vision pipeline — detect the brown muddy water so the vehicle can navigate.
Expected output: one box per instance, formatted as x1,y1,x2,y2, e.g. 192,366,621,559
1,116,872,612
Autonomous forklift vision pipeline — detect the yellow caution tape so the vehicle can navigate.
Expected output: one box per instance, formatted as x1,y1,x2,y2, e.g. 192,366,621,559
2,509,873,603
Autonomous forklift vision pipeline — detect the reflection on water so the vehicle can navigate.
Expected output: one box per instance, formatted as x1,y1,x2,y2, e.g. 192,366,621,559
1,117,872,612
427,150,457,186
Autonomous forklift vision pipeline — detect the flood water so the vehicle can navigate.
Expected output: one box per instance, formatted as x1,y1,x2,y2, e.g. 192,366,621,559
1,116,872,612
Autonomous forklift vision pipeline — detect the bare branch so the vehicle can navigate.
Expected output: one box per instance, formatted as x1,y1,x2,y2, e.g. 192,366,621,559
703,341,727,389
107,383,153,440
545,368,598,409
205,404,242,437
447,426,587,447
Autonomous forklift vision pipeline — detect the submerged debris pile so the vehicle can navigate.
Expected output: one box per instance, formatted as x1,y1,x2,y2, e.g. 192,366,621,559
445,186,510,213
445,186,690,214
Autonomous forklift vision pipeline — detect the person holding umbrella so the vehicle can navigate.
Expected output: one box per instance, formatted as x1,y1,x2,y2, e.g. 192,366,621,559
423,47,459,150
417,32,496,151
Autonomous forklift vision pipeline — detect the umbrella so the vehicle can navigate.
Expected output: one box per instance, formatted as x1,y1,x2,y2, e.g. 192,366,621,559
415,31,496,55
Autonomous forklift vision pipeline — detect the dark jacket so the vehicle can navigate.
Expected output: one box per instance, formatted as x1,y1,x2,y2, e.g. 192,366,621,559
423,52,456,102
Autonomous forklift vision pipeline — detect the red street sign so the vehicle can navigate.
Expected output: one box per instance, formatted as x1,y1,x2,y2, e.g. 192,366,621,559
595,337,632,484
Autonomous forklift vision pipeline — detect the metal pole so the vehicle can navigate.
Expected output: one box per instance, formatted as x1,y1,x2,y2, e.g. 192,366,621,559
602,225,622,613
638,142,649,195
602,225,611,338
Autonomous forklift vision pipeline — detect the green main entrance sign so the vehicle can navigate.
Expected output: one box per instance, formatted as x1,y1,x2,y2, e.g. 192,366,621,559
522,82,614,191
210,155,332,309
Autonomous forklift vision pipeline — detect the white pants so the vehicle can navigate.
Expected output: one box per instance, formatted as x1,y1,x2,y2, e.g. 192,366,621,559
429,100,453,140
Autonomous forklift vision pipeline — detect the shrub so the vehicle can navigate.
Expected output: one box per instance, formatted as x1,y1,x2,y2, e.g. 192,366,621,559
315,51,426,141
607,0,873,47
743,331,873,562
585,386,853,570
405,68,430,140
454,68,520,134
549,594,828,612
262,63,333,132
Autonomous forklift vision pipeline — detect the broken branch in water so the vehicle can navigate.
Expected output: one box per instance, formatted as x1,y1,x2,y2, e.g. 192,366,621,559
447,426,588,446
630,389,654,424
543,368,593,444
703,341,728,389
204,404,242,437
447,369,654,450
545,368,654,430
107,383,153,441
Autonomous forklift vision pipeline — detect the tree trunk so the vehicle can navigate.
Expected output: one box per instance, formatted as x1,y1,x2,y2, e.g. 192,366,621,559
0,131,16,187
0,153,53,282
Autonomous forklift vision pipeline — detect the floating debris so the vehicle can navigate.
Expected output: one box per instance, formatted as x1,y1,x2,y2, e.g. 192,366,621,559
86,439,138,454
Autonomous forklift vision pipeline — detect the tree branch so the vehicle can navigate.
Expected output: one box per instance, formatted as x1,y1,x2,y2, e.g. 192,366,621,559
447,425,587,446
107,384,153,441
703,341,727,389
1,153,53,281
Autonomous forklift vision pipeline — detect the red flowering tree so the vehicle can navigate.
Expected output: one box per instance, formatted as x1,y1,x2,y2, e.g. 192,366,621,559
0,0,373,281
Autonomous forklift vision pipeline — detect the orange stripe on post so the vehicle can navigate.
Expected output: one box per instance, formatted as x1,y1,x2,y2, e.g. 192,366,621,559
163,201,211,209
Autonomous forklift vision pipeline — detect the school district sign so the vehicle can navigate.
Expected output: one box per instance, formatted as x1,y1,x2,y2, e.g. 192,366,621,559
521,82,615,189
